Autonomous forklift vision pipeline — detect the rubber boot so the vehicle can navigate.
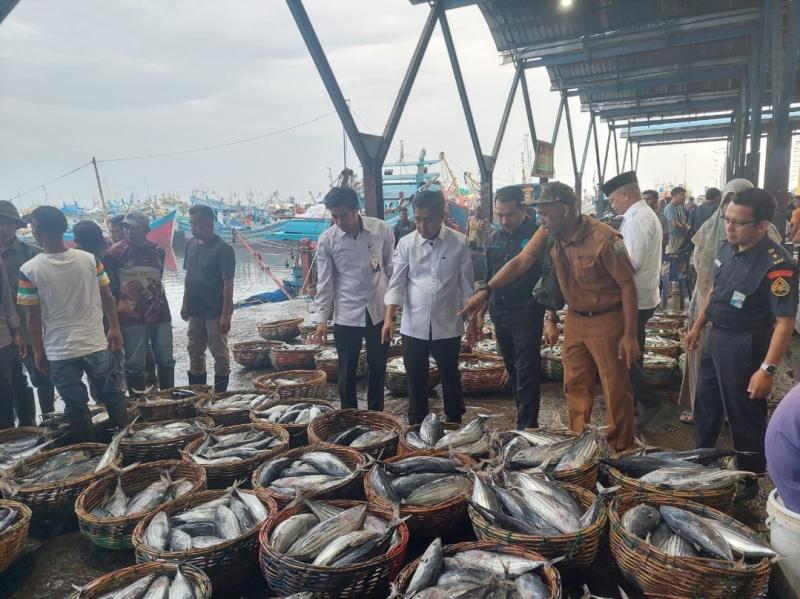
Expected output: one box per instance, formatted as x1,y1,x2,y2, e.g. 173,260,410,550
104,399,130,429
157,366,175,391
69,411,97,443
187,371,207,386
126,372,149,399
214,375,229,393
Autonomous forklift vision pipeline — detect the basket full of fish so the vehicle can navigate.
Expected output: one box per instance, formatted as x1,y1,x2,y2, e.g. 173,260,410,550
399,413,492,458
137,385,211,422
467,469,610,571
196,390,271,427
258,499,409,598
0,499,31,574
392,538,562,599
69,562,211,599
642,352,678,388
252,445,367,508
364,450,476,537
314,347,368,382
609,493,773,598
602,447,751,512
182,422,289,489
498,427,602,490
458,353,509,396
540,345,564,381
232,339,284,370
271,343,323,371
307,409,404,460
132,483,276,589
258,317,303,341
250,398,335,448
385,357,440,396
120,417,214,463
75,460,207,550
0,427,58,473
644,335,683,359
254,370,328,401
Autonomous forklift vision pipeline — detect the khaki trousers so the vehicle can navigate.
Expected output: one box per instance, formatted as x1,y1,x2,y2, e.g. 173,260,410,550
187,316,230,377
563,309,635,451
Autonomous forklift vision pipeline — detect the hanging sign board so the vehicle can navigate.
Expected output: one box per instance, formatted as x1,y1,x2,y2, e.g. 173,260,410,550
532,141,555,178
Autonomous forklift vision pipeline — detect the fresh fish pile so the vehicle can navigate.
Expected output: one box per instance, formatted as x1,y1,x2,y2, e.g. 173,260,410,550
252,402,334,426
621,502,776,562
458,358,501,371
267,499,402,566
501,428,599,473
0,432,54,471
643,352,677,369
472,339,498,355
126,420,206,443
139,388,203,406
95,419,137,474
274,343,323,352
10,449,102,487
368,455,472,506
186,428,282,465
326,426,397,449
256,451,356,494
401,537,555,598
142,483,269,551
386,356,436,375
0,506,19,536
79,565,200,599
404,414,490,456
201,393,269,413
91,465,195,519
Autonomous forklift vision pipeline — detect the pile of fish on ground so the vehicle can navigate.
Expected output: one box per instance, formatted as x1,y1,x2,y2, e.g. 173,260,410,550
91,465,195,519
404,414,490,456
143,482,269,552
74,565,199,599
252,402,334,426
369,455,472,506
186,428,283,466
268,499,401,566
200,393,269,413
257,451,357,494
501,428,599,474
325,426,397,449
622,503,777,561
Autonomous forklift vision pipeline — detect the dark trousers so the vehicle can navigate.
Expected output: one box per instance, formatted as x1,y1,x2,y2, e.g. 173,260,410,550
494,316,544,430
402,334,465,424
333,312,388,411
10,351,36,426
631,307,658,409
49,349,127,420
22,344,55,414
0,344,16,429
694,326,770,473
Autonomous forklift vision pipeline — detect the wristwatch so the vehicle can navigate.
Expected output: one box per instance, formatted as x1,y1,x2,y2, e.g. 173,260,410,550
477,282,492,295
760,363,777,376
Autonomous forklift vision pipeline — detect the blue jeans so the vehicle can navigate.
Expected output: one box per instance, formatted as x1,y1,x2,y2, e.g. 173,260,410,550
121,322,175,376
49,349,126,419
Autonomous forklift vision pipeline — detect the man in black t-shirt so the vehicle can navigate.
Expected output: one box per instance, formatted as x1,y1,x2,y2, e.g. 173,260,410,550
181,204,235,392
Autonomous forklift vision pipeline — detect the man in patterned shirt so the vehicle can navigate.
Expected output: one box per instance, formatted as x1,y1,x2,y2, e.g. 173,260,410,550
17,206,129,442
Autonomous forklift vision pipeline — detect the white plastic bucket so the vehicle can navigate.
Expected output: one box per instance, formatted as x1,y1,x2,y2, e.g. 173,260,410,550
767,489,800,598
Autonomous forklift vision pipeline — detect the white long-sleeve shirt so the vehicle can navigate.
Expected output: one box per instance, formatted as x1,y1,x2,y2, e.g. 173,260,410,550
312,216,394,327
619,199,663,310
384,226,474,340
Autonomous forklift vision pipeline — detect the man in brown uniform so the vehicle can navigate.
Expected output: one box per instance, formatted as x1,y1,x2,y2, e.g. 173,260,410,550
461,182,639,449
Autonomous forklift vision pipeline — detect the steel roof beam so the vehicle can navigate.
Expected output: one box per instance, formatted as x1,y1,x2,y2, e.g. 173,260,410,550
587,91,740,113
638,137,731,147
598,99,739,120
0,0,20,25
562,66,744,98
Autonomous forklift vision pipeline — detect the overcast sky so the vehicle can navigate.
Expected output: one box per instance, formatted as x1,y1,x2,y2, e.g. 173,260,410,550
1,0,729,211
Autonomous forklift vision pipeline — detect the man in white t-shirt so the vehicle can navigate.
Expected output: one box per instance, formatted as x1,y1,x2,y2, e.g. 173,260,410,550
604,172,664,428
17,206,128,442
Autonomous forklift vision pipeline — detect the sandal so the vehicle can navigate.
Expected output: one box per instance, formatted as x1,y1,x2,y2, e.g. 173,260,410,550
679,411,694,424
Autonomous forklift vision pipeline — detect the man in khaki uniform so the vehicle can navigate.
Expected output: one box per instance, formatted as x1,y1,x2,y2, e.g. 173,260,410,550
461,182,639,449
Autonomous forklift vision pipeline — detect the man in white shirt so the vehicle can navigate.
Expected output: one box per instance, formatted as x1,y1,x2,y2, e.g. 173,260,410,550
382,190,475,424
604,171,664,427
312,187,394,411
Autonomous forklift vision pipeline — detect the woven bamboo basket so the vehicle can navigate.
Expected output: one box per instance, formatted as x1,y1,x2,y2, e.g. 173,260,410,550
119,416,214,463
233,340,282,370
642,366,676,388
252,444,367,508
458,353,509,396
249,398,336,448
678,352,687,376
0,499,31,573
396,422,459,456
132,488,276,590
647,316,685,331
137,385,212,421
646,327,682,341
196,390,269,427
258,317,303,341
606,453,736,513
609,493,771,598
5,442,122,516
258,499,409,599
364,450,476,537
182,422,289,489
271,346,320,371
540,347,564,381
0,427,54,466
254,370,327,401
385,359,440,396
393,540,562,598
314,349,368,383
645,336,682,359
68,562,211,599
75,460,207,550
307,409,404,459
469,483,606,571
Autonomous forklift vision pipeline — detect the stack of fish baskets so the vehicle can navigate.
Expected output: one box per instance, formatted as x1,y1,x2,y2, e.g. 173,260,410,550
0,499,31,574
75,460,207,550
458,353,508,395
249,398,336,448
120,417,213,463
258,317,303,341
308,409,404,459
642,352,678,387
385,356,440,396
255,370,327,401
137,385,212,421
67,562,212,599
258,499,409,598
540,345,564,381
196,391,268,426
608,494,771,598
252,444,367,508
645,335,683,359
314,348,368,382
232,340,283,370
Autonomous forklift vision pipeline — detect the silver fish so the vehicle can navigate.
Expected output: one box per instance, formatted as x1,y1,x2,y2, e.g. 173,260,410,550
168,529,193,552
516,572,550,599
405,538,443,597
505,471,582,518
103,574,157,599
270,513,319,553
235,489,269,525
0,507,18,534
698,516,777,559
659,506,733,560
404,431,430,450
660,532,698,557
96,417,137,474
420,413,444,447
369,465,400,503
350,430,396,448
286,505,367,561
141,574,170,599
168,565,196,599
448,549,549,576
434,416,487,450
621,504,661,539
554,431,597,472
300,452,352,477
470,473,502,514
190,535,225,548
393,473,447,498
402,476,472,506
215,504,241,540
312,529,380,566
145,511,170,550
385,456,460,476
515,490,578,534
640,466,755,490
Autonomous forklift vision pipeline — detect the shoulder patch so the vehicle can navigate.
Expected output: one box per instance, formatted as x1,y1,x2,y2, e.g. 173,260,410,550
771,277,791,297
767,269,795,280
612,239,626,255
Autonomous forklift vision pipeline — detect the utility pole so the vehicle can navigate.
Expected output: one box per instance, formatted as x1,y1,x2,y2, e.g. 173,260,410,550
91,157,110,226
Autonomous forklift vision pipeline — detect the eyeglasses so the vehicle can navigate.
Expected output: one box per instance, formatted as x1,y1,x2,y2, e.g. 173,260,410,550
723,218,756,227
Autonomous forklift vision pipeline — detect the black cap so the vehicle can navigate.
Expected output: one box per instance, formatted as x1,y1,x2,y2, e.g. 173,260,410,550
26,206,68,235
601,171,638,197
531,181,576,206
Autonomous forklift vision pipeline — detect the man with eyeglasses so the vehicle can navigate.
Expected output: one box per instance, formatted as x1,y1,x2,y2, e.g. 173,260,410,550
685,187,798,501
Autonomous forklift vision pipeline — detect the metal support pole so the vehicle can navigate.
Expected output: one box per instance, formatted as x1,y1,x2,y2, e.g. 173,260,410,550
551,94,565,146
621,137,630,171
91,157,110,227
519,68,538,149
362,164,384,224
612,125,621,174
490,64,522,163
629,130,635,170
635,143,641,170
579,116,594,181
592,113,603,184
748,0,773,184
601,126,612,182
562,92,581,196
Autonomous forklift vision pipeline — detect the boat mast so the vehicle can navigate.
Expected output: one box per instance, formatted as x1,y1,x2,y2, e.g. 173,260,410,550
91,156,110,226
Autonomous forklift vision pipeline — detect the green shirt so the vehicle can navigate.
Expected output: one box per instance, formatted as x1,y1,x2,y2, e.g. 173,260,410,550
1,237,41,344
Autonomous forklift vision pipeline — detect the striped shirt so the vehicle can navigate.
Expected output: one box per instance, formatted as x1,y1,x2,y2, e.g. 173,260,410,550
18,249,110,361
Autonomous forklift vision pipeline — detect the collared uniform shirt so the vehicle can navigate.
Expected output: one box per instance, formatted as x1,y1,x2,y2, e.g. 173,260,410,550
313,216,394,327
619,199,662,310
385,226,474,340
1,238,40,344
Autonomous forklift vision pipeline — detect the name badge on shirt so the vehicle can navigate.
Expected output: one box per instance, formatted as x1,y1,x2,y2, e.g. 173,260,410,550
730,290,746,309
714,259,722,267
